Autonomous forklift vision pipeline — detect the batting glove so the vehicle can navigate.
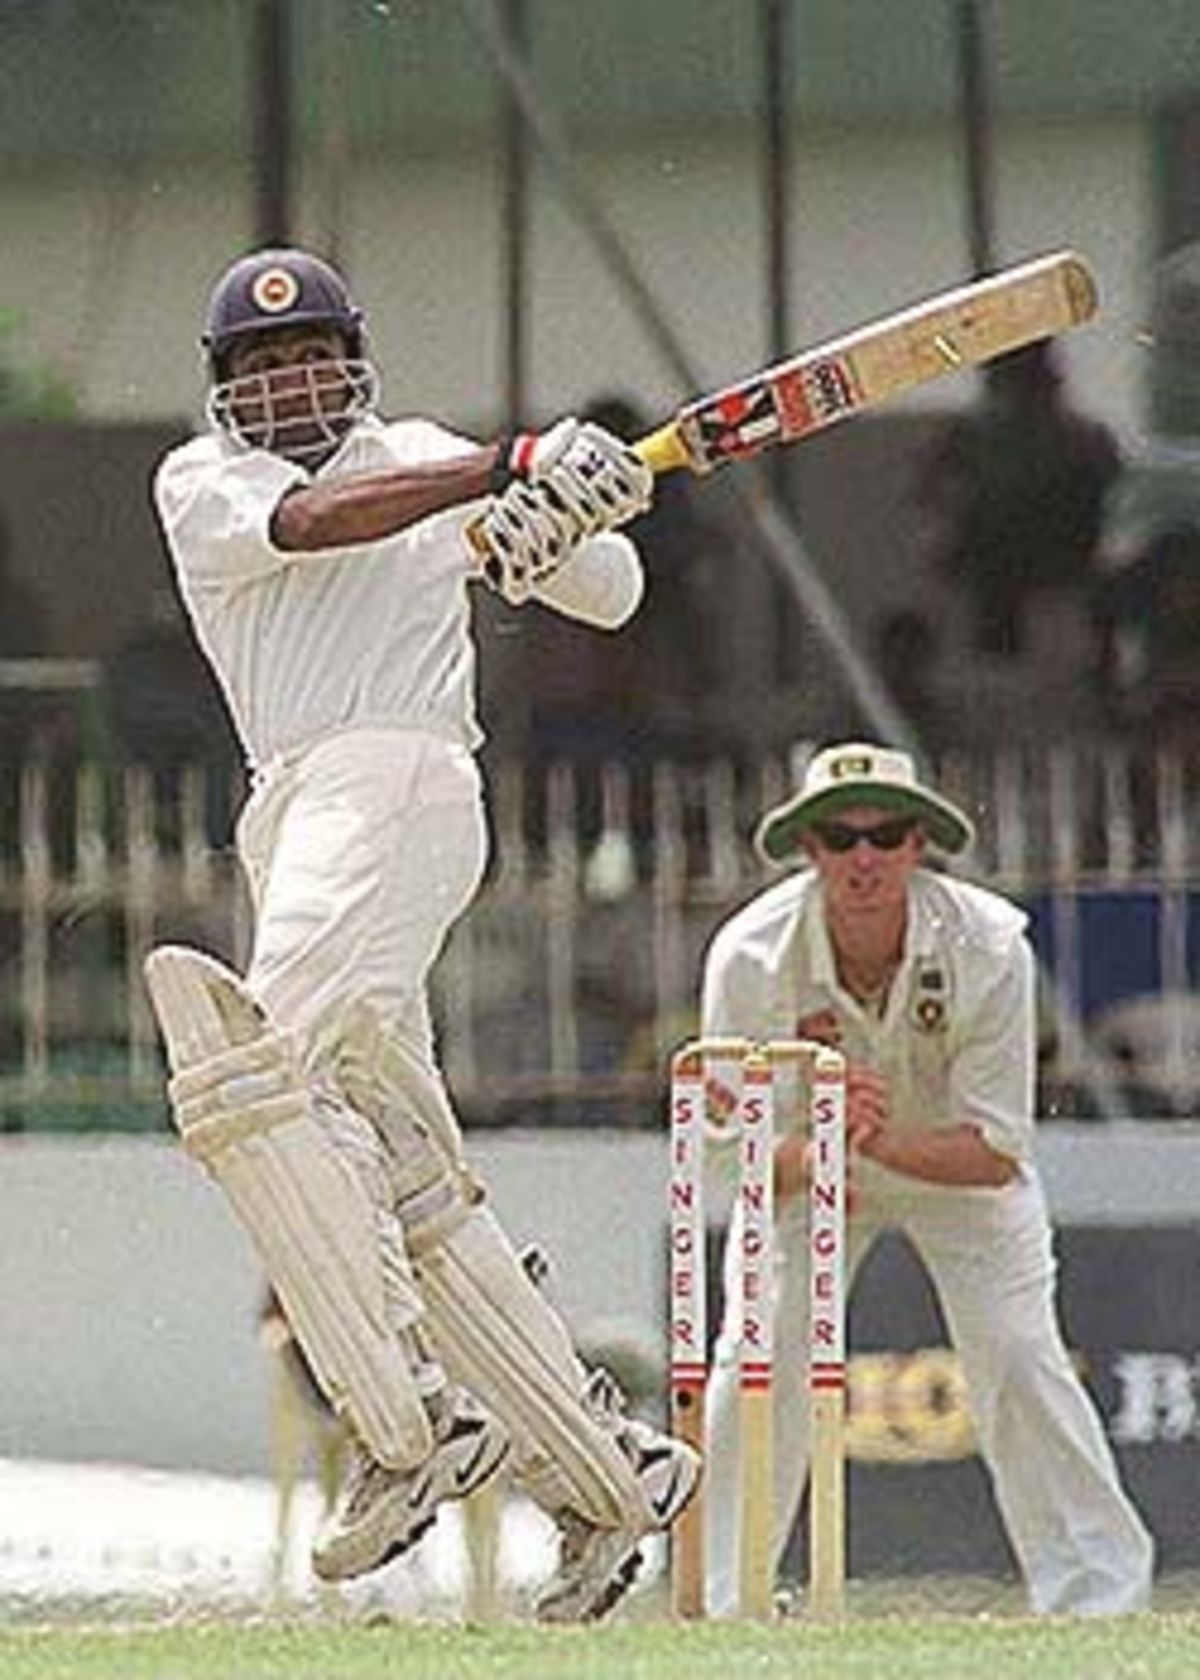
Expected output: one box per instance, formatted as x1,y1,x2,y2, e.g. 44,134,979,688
474,477,584,606
491,419,652,534
540,422,653,535
488,417,581,490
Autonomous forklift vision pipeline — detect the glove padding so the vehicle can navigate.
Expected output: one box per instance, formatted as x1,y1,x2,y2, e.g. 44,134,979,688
476,419,653,606
537,422,653,536
500,417,653,534
475,477,585,606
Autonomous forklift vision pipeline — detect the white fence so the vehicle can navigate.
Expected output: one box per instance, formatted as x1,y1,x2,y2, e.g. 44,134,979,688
1,742,1199,1127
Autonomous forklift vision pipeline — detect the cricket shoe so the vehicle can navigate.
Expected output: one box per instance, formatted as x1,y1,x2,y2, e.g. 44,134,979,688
311,1389,510,1583
534,1423,703,1624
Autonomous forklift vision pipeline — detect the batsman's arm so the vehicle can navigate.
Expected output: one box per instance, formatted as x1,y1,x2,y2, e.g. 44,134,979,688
272,445,505,550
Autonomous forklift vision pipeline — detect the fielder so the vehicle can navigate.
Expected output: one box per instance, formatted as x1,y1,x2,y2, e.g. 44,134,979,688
700,741,1153,1616
149,246,699,1621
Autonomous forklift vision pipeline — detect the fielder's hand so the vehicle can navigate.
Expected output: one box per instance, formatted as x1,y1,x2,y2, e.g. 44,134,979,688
844,1066,890,1155
773,1131,864,1212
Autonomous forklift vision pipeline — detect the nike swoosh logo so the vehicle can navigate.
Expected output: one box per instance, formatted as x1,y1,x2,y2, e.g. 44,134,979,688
453,1429,507,1492
650,1461,684,1524
406,1469,434,1510
402,1425,506,1510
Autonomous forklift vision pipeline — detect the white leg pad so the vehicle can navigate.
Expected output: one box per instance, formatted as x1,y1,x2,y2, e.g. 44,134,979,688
319,1004,648,1529
144,945,433,1471
328,1001,472,1182
411,1204,648,1530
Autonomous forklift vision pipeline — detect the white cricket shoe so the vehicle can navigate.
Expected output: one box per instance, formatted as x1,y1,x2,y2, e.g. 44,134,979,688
534,1424,703,1624
312,1389,510,1583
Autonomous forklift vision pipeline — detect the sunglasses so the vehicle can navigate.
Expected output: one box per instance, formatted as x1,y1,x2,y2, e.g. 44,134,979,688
810,817,918,853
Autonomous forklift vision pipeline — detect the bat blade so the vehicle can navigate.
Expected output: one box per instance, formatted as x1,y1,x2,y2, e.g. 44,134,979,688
636,249,1098,475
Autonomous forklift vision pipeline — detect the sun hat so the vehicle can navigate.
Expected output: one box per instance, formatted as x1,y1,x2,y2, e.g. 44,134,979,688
754,741,975,863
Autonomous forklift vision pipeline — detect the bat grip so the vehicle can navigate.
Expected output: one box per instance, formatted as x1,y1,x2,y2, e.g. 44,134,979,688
634,422,693,476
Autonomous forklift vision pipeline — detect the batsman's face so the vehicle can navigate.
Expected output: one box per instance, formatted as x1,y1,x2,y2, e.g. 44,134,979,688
802,803,925,920
223,327,357,460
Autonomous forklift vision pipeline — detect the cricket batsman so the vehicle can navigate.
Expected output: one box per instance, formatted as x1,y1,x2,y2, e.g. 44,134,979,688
148,245,700,1622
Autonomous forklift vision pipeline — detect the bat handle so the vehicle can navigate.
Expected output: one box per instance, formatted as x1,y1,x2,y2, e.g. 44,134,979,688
634,422,693,476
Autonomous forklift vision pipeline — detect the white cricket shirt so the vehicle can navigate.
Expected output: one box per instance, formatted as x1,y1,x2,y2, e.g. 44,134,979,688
153,416,642,771
701,867,1037,1205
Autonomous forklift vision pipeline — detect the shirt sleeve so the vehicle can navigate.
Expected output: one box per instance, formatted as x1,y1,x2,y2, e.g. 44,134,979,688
530,531,645,628
153,445,307,588
701,920,750,1039
949,933,1037,1161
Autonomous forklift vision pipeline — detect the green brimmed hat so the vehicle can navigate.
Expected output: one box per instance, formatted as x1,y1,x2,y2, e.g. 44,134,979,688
754,741,975,863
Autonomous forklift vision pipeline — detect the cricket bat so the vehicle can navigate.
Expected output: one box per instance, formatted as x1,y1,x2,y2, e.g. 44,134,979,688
633,249,1097,475
467,249,1096,563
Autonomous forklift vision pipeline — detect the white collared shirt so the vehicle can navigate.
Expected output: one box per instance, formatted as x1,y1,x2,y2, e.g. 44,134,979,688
700,867,1036,1180
153,416,643,772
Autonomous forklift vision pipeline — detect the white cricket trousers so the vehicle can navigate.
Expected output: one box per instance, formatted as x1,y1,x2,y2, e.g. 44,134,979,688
236,724,486,1066
704,1170,1155,1617
233,727,489,1387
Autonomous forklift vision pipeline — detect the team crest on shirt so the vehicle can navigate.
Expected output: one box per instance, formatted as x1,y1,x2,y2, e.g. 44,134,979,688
912,964,949,1033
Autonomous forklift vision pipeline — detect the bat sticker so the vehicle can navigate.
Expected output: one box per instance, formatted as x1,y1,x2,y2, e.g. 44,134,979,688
682,380,782,465
775,357,862,435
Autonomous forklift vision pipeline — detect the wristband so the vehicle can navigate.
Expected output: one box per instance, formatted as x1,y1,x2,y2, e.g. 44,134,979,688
510,432,539,476
487,430,538,494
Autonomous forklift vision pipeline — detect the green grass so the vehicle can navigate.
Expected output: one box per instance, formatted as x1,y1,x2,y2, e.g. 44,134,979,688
4,1612,1199,1680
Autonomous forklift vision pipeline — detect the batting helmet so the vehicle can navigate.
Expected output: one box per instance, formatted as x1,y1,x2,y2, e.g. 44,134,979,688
202,248,365,377
201,248,377,462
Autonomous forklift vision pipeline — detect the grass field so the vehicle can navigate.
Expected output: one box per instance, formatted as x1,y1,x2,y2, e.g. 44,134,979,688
4,1561,1196,1680
5,1612,1200,1680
